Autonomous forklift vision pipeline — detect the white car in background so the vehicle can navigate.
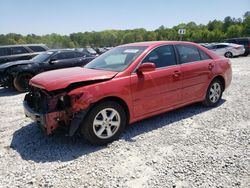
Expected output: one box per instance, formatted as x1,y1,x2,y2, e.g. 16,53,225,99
208,43,245,58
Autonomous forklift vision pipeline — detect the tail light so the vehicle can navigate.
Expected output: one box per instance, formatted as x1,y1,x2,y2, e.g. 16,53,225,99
247,44,250,48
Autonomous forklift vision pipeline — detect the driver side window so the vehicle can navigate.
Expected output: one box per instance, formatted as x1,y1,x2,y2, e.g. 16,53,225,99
53,52,75,60
142,45,177,68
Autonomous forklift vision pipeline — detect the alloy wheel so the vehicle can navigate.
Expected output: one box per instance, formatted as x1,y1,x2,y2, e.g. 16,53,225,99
209,82,221,103
93,108,121,139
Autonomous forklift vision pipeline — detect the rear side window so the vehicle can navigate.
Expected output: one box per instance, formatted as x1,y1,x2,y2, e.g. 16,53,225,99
0,48,11,56
237,39,249,46
176,45,201,64
142,45,177,68
11,47,29,55
226,39,236,43
28,46,47,52
216,45,228,49
199,50,211,60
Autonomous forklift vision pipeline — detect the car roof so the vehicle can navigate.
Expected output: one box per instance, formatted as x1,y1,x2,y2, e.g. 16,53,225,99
48,49,80,53
119,41,199,48
0,44,47,48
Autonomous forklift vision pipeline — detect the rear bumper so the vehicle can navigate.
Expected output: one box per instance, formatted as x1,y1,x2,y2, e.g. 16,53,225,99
23,101,68,134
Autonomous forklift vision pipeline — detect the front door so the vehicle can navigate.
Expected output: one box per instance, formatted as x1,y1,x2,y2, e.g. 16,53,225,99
130,45,182,118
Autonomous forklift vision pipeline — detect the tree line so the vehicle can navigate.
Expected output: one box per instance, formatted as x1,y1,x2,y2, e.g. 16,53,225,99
0,12,249,49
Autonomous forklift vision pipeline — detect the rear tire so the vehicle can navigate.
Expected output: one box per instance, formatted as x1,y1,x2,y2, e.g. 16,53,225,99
243,51,249,56
13,73,33,92
81,101,126,145
203,79,223,107
224,52,233,58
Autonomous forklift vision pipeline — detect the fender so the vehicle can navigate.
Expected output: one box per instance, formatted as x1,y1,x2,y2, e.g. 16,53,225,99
9,63,40,77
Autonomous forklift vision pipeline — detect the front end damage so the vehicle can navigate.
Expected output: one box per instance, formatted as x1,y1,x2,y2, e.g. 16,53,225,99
23,87,88,136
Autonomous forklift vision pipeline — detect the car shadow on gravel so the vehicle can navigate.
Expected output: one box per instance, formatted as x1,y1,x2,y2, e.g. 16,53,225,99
0,87,21,97
122,100,225,141
10,100,225,163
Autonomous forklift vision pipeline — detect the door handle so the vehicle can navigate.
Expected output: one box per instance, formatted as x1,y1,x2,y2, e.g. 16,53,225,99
173,70,181,78
208,63,214,70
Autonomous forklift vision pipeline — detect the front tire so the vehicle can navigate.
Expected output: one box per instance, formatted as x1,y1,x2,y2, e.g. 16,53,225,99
81,101,126,145
203,79,223,107
13,73,33,92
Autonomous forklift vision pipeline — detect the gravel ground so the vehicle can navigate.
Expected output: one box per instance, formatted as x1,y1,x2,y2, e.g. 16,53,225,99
0,56,250,188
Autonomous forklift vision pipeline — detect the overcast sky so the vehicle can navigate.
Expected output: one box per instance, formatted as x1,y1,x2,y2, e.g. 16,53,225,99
0,0,249,35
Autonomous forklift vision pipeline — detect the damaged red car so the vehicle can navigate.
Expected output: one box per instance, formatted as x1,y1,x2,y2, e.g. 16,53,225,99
24,41,232,145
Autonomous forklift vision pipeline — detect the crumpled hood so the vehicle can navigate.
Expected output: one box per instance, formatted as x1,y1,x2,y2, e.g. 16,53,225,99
0,60,34,70
30,67,118,91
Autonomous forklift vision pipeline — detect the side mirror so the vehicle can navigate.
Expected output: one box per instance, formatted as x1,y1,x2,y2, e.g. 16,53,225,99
137,63,156,74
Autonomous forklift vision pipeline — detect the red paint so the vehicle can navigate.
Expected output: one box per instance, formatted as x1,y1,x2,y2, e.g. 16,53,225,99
29,41,232,133
30,67,117,91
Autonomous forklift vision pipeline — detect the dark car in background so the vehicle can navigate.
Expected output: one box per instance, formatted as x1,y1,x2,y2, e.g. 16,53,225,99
225,37,250,56
0,49,95,92
0,44,49,64
77,47,98,56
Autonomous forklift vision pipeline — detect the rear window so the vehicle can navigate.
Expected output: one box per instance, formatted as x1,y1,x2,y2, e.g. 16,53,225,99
11,47,29,55
0,48,11,56
28,46,47,52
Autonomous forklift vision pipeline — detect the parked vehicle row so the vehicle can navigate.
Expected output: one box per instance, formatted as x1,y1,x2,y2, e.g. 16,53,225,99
206,43,245,58
0,49,95,92
200,37,250,58
23,41,232,145
225,37,250,56
0,44,49,64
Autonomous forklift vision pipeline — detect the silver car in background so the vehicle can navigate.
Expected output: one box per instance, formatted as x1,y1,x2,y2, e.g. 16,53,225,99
208,43,245,58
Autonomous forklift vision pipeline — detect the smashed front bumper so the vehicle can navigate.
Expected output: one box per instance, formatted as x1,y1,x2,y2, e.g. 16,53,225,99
23,101,68,135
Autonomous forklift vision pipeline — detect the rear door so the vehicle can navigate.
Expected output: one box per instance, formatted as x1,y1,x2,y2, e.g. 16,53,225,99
130,45,182,117
175,44,214,103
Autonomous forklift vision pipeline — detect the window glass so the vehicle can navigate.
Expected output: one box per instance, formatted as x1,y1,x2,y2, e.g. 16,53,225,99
105,54,127,65
0,48,11,56
11,47,29,55
237,39,248,46
85,46,146,72
75,52,89,58
176,45,201,64
142,45,177,68
28,46,46,52
54,52,75,60
32,51,54,63
226,39,236,43
199,50,211,60
216,45,227,49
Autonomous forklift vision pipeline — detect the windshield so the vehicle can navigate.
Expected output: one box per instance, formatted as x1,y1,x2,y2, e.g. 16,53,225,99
85,46,146,72
32,51,55,63
87,48,97,54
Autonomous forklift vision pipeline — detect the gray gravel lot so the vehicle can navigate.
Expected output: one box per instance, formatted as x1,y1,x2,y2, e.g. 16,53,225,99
0,57,250,188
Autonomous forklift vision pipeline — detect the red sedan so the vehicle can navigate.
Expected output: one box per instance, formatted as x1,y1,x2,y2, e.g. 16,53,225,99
24,41,232,145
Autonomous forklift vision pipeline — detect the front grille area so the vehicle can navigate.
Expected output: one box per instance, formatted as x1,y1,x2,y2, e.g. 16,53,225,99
25,87,49,113
25,87,71,114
